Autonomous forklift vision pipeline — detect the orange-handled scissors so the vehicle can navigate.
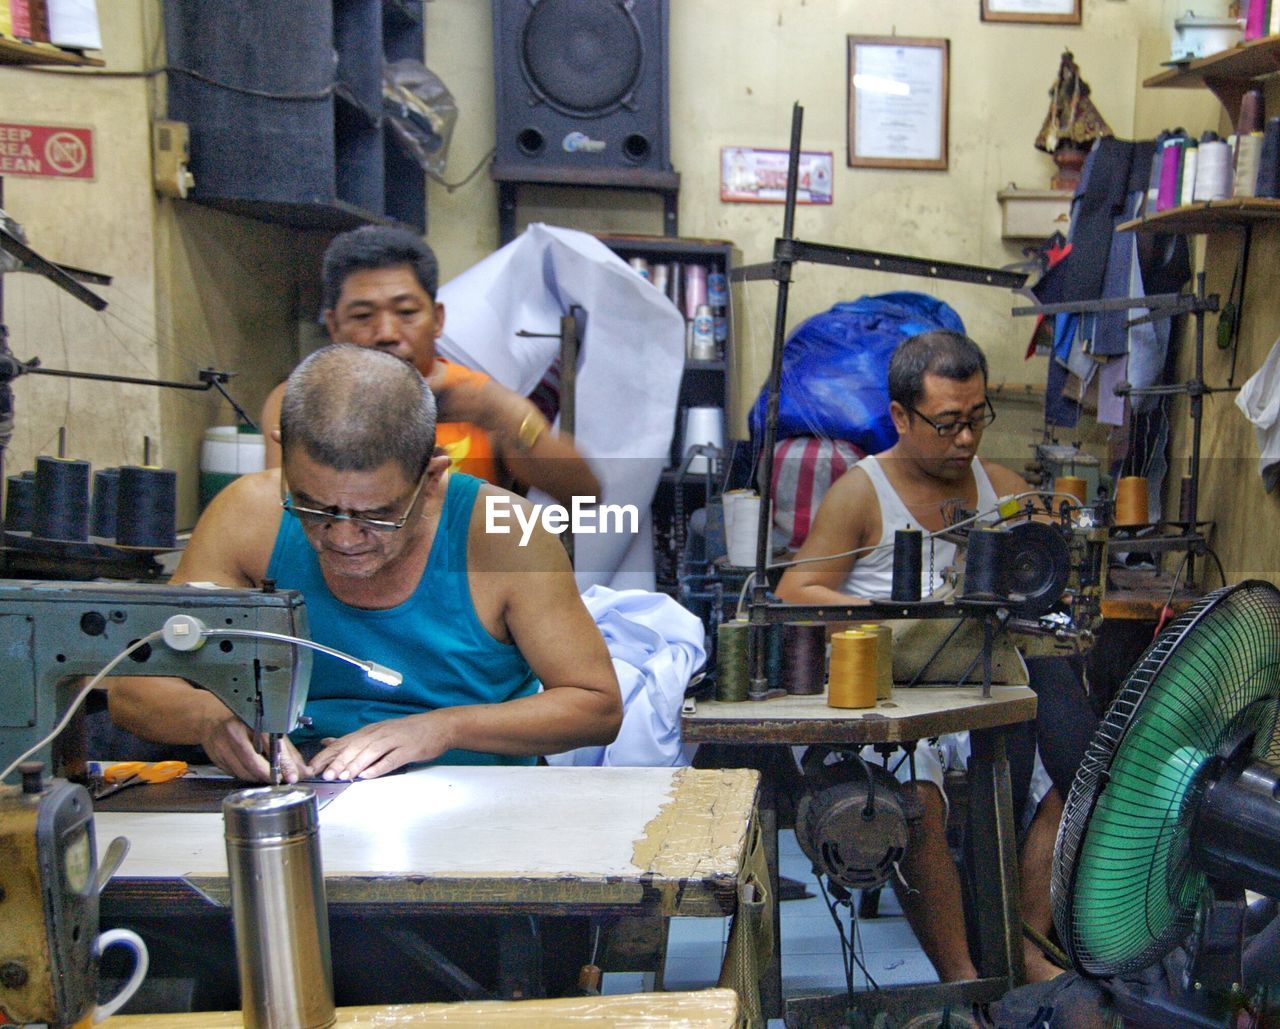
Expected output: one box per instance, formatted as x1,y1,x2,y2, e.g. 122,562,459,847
95,760,188,800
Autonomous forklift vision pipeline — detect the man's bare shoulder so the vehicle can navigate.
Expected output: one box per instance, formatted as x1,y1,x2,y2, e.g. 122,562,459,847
176,469,282,586
979,458,1031,497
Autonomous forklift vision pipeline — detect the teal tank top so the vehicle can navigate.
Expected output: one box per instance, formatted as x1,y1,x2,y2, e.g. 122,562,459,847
267,472,538,766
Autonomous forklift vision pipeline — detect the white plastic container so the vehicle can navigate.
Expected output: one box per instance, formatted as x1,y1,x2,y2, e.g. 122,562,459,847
1172,12,1245,62
200,426,265,509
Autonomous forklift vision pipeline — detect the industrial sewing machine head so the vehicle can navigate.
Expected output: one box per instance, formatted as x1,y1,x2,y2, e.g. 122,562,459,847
0,579,313,785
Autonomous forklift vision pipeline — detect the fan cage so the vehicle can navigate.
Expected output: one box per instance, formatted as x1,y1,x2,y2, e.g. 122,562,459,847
1052,580,1280,978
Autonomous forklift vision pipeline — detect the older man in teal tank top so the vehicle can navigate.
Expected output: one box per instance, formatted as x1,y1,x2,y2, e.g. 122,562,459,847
110,344,621,783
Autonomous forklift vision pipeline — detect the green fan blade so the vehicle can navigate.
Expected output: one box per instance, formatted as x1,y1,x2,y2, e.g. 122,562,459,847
1053,581,1280,977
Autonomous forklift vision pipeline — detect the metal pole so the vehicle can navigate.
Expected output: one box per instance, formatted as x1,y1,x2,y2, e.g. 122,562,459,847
748,102,803,700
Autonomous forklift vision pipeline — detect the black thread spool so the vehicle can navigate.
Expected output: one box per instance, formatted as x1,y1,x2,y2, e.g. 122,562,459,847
91,467,120,539
33,456,91,541
115,465,177,548
963,528,1006,599
890,529,923,602
5,471,36,532
781,621,826,695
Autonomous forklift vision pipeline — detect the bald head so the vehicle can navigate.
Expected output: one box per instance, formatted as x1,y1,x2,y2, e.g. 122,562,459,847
279,344,436,480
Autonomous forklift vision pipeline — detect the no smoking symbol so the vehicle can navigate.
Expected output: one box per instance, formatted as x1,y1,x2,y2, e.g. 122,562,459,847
45,132,87,175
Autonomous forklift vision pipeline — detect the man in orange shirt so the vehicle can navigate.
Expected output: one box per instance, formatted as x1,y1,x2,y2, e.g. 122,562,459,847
262,226,598,507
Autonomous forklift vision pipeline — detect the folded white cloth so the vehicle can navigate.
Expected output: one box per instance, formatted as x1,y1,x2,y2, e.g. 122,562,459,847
545,585,706,768
1235,337,1280,493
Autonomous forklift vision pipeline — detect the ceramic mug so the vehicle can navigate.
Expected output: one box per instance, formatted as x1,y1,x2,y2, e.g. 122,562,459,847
91,928,150,1022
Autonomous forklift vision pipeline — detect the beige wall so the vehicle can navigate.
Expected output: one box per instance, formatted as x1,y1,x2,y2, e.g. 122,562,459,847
1,3,326,529
8,0,1276,585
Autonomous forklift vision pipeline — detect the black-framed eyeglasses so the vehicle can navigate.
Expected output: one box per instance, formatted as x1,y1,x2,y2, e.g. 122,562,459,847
907,399,997,438
280,465,429,534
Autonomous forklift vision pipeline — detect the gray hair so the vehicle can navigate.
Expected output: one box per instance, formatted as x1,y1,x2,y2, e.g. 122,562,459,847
279,345,436,480
888,331,989,409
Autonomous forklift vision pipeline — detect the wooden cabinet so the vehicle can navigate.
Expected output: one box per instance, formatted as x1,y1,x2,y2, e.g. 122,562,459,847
597,234,738,594
163,0,426,232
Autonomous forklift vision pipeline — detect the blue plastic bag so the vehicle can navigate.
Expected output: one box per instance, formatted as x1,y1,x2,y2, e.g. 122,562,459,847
748,292,966,454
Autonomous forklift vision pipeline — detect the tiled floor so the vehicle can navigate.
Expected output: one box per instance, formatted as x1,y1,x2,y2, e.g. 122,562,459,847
603,827,937,1022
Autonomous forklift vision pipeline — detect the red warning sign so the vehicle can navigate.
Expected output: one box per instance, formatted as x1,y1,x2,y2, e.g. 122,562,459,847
0,123,94,179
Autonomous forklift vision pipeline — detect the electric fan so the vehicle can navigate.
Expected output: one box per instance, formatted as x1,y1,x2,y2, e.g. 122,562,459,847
1052,579,1280,1023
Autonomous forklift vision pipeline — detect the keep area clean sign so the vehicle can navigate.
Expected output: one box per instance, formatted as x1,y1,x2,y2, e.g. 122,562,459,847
0,122,94,179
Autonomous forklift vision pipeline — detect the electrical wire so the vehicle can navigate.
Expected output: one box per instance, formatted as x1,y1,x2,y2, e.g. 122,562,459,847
733,489,1080,617
19,62,335,101
427,148,495,192
0,629,166,783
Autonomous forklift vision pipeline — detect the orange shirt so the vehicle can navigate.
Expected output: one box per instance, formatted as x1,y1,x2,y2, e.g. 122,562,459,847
434,359,500,485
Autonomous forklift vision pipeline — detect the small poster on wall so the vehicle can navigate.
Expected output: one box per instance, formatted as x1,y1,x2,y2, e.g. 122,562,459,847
720,146,834,204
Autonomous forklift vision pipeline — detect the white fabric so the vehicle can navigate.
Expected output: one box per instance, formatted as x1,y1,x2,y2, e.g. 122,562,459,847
1235,337,1280,493
842,454,999,599
437,224,687,590
545,585,706,768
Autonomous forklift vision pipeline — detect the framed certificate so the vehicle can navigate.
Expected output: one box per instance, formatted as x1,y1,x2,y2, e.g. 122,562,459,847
847,36,949,170
980,0,1081,25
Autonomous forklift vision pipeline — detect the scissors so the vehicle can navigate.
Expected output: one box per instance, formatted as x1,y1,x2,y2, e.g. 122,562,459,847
93,760,189,800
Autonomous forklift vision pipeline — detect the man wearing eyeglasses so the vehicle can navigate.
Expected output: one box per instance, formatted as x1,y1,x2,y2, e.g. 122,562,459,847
778,330,1080,983
111,344,622,785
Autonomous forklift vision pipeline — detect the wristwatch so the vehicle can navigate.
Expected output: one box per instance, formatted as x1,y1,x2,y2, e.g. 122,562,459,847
514,409,549,453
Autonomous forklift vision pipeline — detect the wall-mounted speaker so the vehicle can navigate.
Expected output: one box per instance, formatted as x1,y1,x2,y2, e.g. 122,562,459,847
491,0,673,179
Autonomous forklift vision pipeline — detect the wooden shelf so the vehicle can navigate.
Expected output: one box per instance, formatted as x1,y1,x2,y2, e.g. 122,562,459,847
0,37,103,67
1118,197,1280,234
1144,36,1280,118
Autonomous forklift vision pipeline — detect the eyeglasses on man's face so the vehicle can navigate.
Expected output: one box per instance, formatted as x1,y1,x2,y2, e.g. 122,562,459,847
907,399,997,438
280,465,428,534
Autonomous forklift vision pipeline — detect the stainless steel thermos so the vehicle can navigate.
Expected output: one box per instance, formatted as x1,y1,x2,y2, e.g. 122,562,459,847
223,786,336,1029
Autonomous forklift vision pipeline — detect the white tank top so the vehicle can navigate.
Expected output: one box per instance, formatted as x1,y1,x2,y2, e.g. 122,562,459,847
841,454,999,600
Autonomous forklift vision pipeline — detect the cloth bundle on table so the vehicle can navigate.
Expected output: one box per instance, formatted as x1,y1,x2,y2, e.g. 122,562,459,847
546,585,706,768
437,223,686,591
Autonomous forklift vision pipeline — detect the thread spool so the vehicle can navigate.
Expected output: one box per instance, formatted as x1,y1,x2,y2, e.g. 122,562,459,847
1114,475,1150,527
33,455,91,541
858,623,894,701
627,256,650,281
827,630,878,709
1178,141,1198,207
781,621,826,695
1234,132,1264,198
5,471,36,533
723,490,761,567
890,529,923,602
1238,88,1264,136
1255,117,1280,198
1055,475,1088,507
682,264,708,321
716,620,750,702
1193,140,1233,201
651,262,670,296
764,622,785,690
1156,139,1183,210
116,465,177,548
91,468,120,539
962,528,1006,599
681,406,723,474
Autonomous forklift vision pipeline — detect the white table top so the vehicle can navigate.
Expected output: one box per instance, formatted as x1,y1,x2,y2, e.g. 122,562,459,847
681,685,1038,745
94,765,759,915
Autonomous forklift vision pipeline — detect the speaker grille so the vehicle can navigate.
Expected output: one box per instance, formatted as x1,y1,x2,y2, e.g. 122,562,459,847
521,0,643,117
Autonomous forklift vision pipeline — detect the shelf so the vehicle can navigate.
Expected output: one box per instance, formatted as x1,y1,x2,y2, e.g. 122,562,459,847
1144,35,1280,118
1117,197,1280,234
0,37,103,66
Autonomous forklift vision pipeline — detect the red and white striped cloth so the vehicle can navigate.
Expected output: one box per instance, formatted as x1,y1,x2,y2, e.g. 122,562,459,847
767,437,864,551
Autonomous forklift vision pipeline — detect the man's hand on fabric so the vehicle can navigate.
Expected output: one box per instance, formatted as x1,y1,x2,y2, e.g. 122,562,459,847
199,713,310,784
308,713,449,781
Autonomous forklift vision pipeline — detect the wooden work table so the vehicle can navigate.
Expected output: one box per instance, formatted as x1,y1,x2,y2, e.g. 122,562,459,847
94,766,766,1018
100,987,740,1027
683,684,1038,1024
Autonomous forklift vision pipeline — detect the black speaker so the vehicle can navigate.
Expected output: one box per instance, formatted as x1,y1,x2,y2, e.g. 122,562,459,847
491,0,673,178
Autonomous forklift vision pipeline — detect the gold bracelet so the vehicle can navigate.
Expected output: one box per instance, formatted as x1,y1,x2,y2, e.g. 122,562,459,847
514,409,549,453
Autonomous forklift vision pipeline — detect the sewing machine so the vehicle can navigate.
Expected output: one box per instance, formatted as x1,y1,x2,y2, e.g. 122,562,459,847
0,579,312,784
